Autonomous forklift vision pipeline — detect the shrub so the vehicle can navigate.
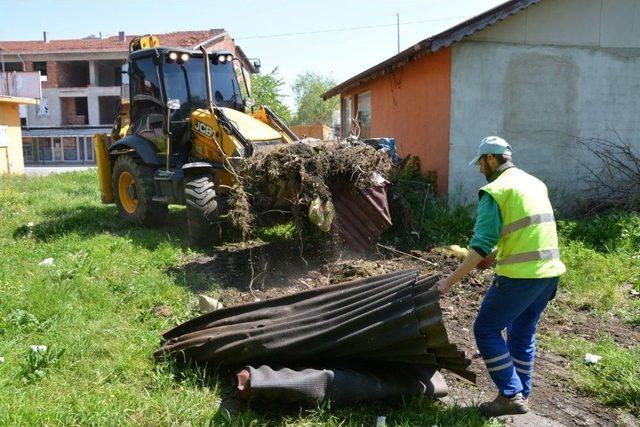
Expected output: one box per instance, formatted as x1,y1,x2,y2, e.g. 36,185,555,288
386,157,474,247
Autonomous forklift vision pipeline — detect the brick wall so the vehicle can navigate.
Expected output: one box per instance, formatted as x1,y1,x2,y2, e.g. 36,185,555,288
44,62,58,88
23,60,58,88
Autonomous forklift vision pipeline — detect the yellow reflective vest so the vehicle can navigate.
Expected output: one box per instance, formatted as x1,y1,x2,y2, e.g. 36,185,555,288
480,167,566,278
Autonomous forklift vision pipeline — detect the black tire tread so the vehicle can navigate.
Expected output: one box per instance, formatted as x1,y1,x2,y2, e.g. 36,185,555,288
185,173,220,247
112,155,168,227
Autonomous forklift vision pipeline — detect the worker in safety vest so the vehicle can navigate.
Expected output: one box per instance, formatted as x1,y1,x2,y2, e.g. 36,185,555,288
435,136,565,417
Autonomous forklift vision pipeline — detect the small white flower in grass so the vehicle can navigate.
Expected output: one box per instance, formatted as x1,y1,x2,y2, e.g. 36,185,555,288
0,356,5,363
39,258,54,266
30,345,48,353
584,353,602,364
27,222,35,228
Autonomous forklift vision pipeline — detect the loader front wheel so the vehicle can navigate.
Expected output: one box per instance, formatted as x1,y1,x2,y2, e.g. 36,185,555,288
185,174,221,248
112,155,168,227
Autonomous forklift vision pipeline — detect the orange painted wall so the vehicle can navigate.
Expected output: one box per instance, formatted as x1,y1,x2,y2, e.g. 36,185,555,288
341,47,451,193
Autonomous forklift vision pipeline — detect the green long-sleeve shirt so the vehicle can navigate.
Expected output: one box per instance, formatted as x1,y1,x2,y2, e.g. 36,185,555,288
469,192,502,257
468,163,514,257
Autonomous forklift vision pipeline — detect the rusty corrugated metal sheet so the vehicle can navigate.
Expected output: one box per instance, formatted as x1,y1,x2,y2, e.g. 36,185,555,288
322,0,541,99
331,183,392,251
156,270,476,383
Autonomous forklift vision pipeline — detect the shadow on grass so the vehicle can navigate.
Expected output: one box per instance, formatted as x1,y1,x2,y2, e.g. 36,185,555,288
166,359,489,426
12,205,193,251
210,393,489,426
167,236,337,293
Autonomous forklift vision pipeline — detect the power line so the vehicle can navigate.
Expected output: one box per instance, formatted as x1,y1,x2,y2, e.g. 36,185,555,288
235,15,469,41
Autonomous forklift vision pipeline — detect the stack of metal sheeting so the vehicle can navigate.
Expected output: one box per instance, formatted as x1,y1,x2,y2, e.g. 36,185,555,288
156,270,475,404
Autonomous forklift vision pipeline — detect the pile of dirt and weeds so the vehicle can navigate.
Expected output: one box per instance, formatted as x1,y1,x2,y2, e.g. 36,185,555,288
227,142,394,237
180,241,478,308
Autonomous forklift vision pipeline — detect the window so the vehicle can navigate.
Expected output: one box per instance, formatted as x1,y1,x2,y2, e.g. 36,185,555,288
75,97,88,116
163,58,243,119
129,56,162,125
98,96,120,125
2,62,23,72
63,137,78,161
341,96,352,137
57,61,90,88
40,137,53,161
52,137,62,161
33,61,47,77
95,60,123,86
356,91,371,139
85,136,94,161
130,56,161,101
120,63,130,101
61,97,88,125
22,137,34,162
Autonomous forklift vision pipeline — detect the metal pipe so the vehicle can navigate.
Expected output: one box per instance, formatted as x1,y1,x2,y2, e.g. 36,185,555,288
199,46,214,112
396,13,400,53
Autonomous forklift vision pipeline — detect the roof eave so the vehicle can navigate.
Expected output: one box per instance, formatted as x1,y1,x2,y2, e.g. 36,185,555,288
0,48,130,55
322,0,541,100
0,95,37,105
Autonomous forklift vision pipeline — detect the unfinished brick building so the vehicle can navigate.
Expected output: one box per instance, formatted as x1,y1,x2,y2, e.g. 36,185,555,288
0,30,255,164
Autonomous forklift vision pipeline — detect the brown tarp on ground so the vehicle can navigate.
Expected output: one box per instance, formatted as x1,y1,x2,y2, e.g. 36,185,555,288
156,270,475,383
236,364,449,405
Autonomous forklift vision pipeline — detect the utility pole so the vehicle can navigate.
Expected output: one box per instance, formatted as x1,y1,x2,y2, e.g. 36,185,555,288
396,13,400,53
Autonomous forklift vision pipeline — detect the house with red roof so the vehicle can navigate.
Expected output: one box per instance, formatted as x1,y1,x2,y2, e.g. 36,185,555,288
323,0,640,210
0,29,255,165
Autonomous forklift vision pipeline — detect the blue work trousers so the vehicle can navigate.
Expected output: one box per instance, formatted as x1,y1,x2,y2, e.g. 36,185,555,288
473,275,558,398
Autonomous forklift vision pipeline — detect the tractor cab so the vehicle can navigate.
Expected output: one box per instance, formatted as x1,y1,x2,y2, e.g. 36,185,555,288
121,47,249,161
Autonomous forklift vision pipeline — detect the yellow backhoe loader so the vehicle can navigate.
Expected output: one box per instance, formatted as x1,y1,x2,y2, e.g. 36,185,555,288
94,35,299,246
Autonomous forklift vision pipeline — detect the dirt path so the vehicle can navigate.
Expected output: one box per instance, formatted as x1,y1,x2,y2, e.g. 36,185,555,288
171,242,639,426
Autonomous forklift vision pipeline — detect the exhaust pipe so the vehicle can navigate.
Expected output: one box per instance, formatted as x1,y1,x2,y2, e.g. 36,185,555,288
199,46,214,113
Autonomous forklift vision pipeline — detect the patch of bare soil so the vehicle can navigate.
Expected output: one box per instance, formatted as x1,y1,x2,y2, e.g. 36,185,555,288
171,243,639,426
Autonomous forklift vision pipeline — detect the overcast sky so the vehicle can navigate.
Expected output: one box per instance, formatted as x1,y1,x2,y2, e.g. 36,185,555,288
0,0,505,108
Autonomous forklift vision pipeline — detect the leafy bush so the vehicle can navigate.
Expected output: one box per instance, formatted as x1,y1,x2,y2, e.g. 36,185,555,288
386,157,473,247
557,211,640,253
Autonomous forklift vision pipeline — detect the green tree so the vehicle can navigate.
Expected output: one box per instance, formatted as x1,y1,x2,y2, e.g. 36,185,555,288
291,71,339,125
250,67,292,122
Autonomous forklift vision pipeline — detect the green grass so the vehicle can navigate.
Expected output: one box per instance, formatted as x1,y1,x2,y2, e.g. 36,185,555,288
557,214,640,322
0,170,496,426
541,335,640,416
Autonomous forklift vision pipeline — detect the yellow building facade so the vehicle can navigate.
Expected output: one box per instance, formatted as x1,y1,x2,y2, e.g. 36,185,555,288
0,96,36,174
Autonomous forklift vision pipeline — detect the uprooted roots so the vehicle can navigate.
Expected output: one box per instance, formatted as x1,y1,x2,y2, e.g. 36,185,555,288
228,142,394,238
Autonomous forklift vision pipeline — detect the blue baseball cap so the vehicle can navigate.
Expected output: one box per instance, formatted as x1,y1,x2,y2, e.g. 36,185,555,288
469,136,512,166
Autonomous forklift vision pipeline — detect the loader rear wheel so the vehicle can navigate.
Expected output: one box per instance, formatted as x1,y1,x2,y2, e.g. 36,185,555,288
185,173,221,248
112,155,168,227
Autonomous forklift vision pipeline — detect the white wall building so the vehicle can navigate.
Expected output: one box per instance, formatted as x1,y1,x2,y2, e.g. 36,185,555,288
0,30,256,165
449,0,640,209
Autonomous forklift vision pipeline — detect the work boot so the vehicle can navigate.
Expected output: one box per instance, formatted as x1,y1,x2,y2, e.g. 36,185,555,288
479,392,529,417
